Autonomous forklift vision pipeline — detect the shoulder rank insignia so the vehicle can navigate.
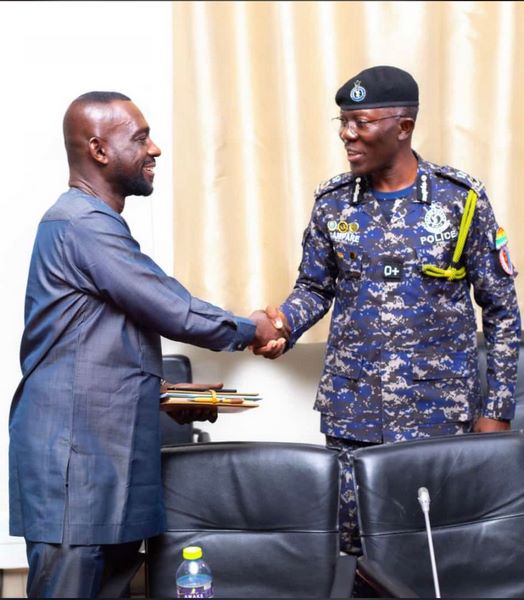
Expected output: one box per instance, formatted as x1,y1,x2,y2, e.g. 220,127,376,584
314,172,353,200
435,165,485,195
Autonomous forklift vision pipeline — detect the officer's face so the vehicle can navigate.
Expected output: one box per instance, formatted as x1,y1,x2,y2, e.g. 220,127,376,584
337,108,405,177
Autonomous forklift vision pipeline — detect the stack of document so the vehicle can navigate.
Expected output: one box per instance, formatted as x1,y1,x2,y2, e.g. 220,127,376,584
160,386,261,413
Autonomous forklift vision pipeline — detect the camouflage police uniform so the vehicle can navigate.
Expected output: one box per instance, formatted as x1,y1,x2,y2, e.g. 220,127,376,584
280,154,521,553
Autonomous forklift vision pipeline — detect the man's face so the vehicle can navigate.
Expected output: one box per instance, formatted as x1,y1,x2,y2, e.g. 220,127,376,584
336,107,405,177
103,101,161,197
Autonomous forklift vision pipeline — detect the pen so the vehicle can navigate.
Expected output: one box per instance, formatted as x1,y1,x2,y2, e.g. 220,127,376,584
188,397,245,404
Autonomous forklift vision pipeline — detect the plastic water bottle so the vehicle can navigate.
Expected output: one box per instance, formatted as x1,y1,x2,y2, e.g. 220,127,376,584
176,546,214,598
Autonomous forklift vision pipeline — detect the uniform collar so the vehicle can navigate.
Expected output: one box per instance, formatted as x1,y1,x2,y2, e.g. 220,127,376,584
351,151,432,205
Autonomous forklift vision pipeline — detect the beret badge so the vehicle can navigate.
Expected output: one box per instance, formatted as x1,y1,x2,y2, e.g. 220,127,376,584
350,80,367,103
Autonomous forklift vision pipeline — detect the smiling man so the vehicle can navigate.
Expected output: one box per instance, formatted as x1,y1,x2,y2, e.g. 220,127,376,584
253,66,521,555
9,91,284,598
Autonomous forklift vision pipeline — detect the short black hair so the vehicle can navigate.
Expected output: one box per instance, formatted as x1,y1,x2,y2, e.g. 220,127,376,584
73,91,131,103
398,106,419,120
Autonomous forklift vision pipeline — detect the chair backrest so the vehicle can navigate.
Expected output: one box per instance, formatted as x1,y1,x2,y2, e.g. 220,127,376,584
145,441,341,598
160,354,195,445
353,431,524,598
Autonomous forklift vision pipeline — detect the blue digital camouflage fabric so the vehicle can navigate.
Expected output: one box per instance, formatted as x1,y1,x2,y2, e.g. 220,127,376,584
325,436,377,554
280,154,521,444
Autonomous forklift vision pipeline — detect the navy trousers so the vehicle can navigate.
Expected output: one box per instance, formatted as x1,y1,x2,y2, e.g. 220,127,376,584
25,538,142,598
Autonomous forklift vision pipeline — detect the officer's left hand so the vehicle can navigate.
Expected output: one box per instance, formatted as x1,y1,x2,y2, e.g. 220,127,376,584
473,416,511,433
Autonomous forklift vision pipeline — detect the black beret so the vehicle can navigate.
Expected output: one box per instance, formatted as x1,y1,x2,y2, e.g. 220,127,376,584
335,65,419,111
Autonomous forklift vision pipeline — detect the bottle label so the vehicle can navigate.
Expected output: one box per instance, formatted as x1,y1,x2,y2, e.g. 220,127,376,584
176,582,214,598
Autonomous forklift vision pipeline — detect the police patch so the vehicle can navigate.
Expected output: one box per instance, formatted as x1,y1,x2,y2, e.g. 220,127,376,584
499,246,515,276
424,205,449,234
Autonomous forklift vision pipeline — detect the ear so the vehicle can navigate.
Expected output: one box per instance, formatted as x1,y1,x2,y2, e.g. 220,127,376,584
88,137,109,165
398,118,415,141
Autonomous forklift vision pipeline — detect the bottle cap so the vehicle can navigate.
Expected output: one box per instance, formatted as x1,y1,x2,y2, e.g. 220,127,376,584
183,546,203,560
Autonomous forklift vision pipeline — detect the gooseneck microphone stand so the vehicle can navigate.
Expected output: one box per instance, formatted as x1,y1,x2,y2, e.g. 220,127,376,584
417,486,441,598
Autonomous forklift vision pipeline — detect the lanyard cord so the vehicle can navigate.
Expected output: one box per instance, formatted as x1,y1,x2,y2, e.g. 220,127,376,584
421,189,478,281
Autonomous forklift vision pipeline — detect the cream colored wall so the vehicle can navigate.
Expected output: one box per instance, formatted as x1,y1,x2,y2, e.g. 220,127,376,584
0,0,178,572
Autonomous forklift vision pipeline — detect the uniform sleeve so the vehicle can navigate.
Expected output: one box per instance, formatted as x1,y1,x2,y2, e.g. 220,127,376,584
464,190,522,420
280,199,338,348
62,211,255,352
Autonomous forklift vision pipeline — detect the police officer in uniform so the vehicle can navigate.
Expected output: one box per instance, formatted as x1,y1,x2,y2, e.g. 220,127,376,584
254,66,521,554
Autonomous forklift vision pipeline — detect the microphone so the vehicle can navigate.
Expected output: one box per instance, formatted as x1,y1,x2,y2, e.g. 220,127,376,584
417,486,441,598
418,486,430,512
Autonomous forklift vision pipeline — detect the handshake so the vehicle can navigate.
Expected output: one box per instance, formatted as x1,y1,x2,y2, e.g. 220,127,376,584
248,305,290,359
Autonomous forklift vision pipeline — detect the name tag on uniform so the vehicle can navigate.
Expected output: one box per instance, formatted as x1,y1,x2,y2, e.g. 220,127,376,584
382,259,403,280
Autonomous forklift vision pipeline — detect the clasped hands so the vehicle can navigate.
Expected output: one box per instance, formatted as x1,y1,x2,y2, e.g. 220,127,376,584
249,305,290,359
168,307,288,426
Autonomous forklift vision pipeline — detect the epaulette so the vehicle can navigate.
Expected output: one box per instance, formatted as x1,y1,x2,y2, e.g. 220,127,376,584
314,172,354,200
434,164,485,195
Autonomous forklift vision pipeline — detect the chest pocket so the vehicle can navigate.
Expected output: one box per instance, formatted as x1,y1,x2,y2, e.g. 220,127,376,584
335,244,364,278
416,245,454,273
334,244,364,303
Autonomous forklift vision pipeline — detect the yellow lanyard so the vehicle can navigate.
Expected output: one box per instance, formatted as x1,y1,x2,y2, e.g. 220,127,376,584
421,189,478,281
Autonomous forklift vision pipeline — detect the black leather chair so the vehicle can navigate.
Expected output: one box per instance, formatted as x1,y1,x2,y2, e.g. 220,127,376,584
352,431,524,598
145,441,356,598
160,354,210,446
477,332,524,430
